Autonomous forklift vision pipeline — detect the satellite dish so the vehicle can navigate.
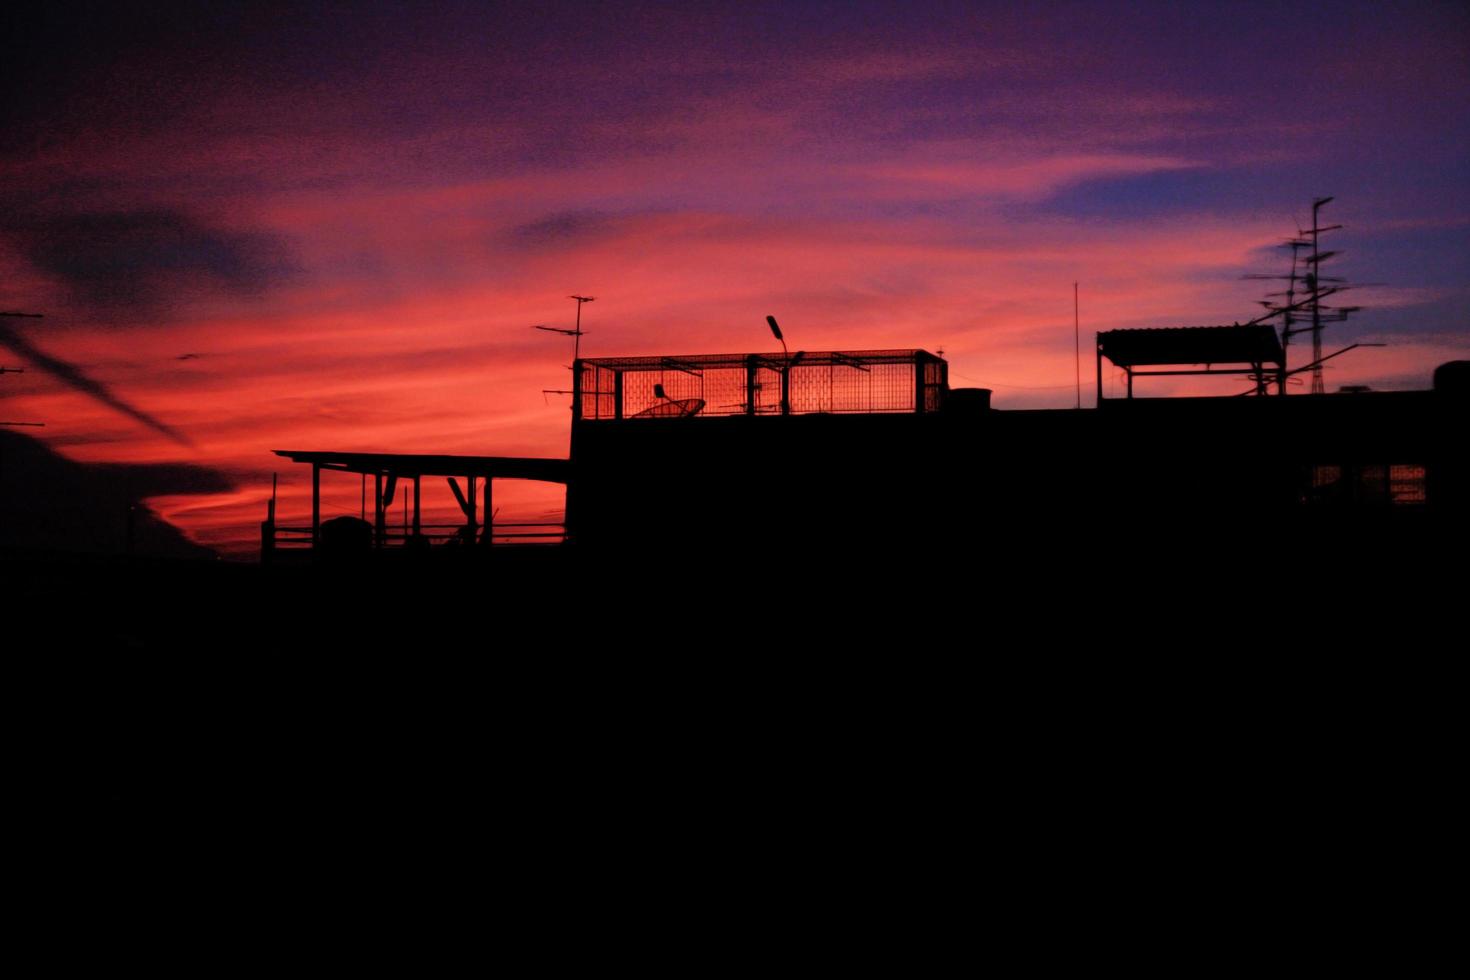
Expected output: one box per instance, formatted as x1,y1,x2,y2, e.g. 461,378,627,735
631,398,705,418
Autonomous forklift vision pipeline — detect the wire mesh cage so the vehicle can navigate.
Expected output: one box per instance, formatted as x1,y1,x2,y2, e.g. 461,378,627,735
575,350,947,420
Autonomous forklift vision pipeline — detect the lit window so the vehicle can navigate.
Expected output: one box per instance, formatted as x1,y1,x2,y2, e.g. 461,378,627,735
1389,464,1427,505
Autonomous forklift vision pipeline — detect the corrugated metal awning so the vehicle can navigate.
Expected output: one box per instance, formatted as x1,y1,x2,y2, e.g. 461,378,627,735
1099,326,1285,367
273,450,570,483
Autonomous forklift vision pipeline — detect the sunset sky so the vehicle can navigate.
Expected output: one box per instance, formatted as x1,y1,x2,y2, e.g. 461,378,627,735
3,1,1467,556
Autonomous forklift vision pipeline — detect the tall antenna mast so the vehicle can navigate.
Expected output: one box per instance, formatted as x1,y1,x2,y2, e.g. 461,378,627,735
1306,197,1338,393
1244,237,1308,394
1073,282,1081,409
533,295,596,422
1244,198,1361,394
531,295,595,363
569,295,595,362
1280,238,1305,394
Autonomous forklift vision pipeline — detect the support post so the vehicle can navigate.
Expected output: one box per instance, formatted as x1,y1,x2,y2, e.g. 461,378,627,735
374,472,385,548
263,473,277,564
746,355,758,415
1096,341,1104,406
483,476,494,547
412,474,421,537
571,359,583,421
468,475,477,537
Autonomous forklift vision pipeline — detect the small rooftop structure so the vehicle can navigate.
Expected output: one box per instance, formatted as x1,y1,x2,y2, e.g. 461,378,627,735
1097,325,1286,398
265,450,572,557
575,349,947,420
271,450,570,484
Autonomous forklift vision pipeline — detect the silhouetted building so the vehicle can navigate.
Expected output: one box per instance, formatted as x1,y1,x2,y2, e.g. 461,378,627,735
267,340,1468,567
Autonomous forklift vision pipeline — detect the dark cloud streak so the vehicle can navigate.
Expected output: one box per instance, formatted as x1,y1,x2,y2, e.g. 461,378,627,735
3,208,292,316
0,324,194,446
509,210,618,248
92,461,235,496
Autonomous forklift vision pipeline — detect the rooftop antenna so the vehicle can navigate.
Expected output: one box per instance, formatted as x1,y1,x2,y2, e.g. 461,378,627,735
533,295,595,411
1074,282,1081,409
1244,199,1362,394
1306,198,1346,393
532,295,595,357
1244,236,1310,394
569,295,594,362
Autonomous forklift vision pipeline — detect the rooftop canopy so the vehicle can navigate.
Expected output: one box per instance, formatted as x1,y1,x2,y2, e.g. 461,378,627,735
1098,325,1285,369
273,450,570,483
1096,325,1286,399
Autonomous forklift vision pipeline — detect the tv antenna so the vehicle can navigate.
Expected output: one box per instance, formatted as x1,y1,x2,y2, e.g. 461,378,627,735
568,295,594,360
1244,199,1364,394
533,296,595,415
532,295,595,357
1300,198,1368,393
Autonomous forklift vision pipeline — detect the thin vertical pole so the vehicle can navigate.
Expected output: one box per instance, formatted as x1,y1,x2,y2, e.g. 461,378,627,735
1095,341,1104,406
569,295,594,424
1309,198,1331,394
374,472,384,548
1074,282,1081,410
484,477,494,547
412,474,421,537
263,473,278,564
574,300,583,361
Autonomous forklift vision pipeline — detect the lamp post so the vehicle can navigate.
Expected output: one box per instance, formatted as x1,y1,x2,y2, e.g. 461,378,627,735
767,315,790,415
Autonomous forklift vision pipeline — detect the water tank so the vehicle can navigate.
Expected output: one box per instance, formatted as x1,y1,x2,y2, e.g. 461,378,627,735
945,387,992,414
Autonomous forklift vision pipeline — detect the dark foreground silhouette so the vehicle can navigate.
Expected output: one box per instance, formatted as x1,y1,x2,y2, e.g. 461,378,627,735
13,354,1466,911
0,429,222,559
15,532,1459,901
